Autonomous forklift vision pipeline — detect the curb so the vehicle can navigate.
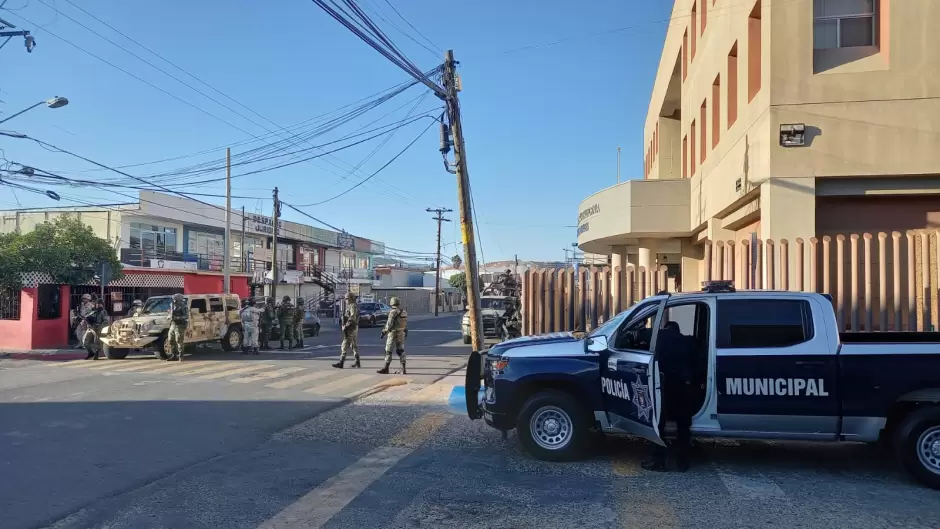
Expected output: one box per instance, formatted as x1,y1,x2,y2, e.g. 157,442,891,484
0,351,87,361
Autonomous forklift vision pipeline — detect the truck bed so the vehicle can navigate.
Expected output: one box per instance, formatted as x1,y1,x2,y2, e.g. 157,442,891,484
840,332,940,344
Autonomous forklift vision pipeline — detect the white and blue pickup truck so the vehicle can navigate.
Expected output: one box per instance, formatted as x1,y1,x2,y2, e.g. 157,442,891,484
462,282,940,488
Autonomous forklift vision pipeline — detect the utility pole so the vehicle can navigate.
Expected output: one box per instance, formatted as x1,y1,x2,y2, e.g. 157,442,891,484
443,49,484,351
617,146,621,183
271,187,280,300
223,147,231,294
514,254,519,274
427,207,452,317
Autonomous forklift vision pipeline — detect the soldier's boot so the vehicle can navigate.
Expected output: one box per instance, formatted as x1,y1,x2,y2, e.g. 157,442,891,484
332,359,344,369
252,347,260,356
397,361,406,375
377,362,391,374
353,357,361,369
279,339,286,350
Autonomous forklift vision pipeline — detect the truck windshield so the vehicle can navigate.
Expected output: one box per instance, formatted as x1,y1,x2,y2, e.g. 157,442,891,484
141,297,173,314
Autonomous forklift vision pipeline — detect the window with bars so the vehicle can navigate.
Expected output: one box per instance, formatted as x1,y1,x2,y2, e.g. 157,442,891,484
814,0,876,50
0,288,21,320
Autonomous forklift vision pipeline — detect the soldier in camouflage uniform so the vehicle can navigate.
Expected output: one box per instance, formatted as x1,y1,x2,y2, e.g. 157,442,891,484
293,297,306,348
378,296,408,374
277,295,295,350
240,297,262,355
260,297,275,350
130,299,144,317
332,292,360,369
167,293,189,362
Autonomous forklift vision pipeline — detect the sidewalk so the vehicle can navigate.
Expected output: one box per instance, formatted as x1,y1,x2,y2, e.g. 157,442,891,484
0,348,87,361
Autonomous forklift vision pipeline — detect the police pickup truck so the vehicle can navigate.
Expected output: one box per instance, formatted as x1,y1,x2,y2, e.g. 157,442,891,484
464,282,940,488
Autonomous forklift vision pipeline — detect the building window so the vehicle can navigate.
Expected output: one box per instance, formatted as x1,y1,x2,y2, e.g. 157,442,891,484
814,0,875,49
37,284,61,320
712,75,721,149
129,222,177,256
0,288,20,320
682,136,690,178
682,30,689,80
691,2,698,59
341,253,356,269
358,256,369,269
700,100,707,163
691,120,697,176
728,42,738,127
748,0,761,102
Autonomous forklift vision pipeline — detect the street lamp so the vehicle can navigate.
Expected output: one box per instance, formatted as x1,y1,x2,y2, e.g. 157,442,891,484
0,96,68,125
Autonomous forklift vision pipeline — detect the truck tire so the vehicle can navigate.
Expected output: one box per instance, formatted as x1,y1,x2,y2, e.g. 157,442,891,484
221,326,243,352
154,331,171,360
516,389,590,462
102,344,129,360
895,406,940,489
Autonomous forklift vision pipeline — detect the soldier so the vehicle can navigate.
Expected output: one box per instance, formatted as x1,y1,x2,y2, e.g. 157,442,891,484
378,297,408,375
260,297,275,350
240,297,262,355
293,297,306,349
332,292,360,369
130,299,144,317
167,293,189,362
277,295,294,350
73,293,94,348
83,299,110,360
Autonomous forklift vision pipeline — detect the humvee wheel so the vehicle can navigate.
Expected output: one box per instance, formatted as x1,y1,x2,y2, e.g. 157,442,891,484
102,344,129,360
221,326,243,352
154,331,171,360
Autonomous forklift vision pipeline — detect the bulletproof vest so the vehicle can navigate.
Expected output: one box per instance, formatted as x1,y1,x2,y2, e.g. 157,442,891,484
392,308,408,331
171,304,188,324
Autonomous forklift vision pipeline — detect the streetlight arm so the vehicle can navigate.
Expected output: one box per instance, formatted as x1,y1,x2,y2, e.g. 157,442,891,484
0,101,43,125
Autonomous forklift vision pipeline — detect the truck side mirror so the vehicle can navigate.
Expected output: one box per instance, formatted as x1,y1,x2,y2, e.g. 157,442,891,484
585,335,608,353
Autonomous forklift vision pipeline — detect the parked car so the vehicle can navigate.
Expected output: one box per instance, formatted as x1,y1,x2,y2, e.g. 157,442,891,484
461,296,514,344
253,297,321,338
358,302,391,327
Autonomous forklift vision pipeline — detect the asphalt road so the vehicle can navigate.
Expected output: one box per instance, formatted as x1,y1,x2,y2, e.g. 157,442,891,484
4,315,940,528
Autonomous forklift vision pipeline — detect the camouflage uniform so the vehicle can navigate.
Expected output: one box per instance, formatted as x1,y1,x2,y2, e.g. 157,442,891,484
168,294,189,362
130,300,143,318
74,295,94,346
82,302,110,360
333,293,360,368
277,296,294,350
379,297,408,374
240,299,262,354
293,298,307,348
260,298,275,350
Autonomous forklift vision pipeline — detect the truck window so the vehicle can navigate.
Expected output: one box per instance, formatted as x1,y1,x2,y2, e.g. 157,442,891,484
226,298,239,312
716,299,814,349
209,298,224,312
612,302,660,351
190,299,208,314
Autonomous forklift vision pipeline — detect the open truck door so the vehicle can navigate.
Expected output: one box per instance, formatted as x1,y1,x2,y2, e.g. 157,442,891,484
465,350,483,419
597,299,666,446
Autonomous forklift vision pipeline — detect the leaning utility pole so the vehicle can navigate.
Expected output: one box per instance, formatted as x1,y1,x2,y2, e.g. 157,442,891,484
443,49,484,351
271,187,280,300
427,207,452,317
240,206,246,274
223,147,231,294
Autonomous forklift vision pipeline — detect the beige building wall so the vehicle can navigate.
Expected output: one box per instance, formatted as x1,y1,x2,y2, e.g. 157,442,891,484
0,209,123,248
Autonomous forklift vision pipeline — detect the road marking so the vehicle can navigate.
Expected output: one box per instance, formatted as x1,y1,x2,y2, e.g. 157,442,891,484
142,361,226,374
349,377,408,398
197,364,275,380
265,370,335,389
257,412,448,529
101,361,168,372
171,362,250,376
717,469,786,499
230,366,307,383
57,360,104,368
303,373,374,394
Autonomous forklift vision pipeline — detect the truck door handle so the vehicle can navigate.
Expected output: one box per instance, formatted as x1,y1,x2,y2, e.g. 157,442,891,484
795,360,825,367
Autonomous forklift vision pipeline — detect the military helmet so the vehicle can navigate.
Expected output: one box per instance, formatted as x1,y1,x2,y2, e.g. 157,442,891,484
296,297,305,305
282,295,291,303
132,299,143,307
345,292,356,301
245,297,256,307
173,293,184,302
389,297,401,307
266,297,274,304
506,269,512,274
81,293,92,301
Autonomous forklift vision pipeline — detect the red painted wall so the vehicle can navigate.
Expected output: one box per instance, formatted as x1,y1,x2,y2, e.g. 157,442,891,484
0,286,71,351
183,274,250,298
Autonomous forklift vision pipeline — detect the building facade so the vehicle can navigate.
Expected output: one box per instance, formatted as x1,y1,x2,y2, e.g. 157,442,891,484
578,0,940,292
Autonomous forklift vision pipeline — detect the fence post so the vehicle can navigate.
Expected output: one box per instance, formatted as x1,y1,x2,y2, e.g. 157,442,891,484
836,235,846,331
639,266,648,300
907,231,916,331
741,239,751,289
626,265,635,307
756,239,764,289
766,240,776,290
704,241,713,282
726,241,736,287
921,232,931,332
545,270,555,333
809,237,819,293
935,231,940,332
780,239,789,291
716,241,725,281
612,266,622,315
892,232,902,330
565,268,574,332
850,234,859,332
878,232,887,331
822,236,832,298
795,238,804,292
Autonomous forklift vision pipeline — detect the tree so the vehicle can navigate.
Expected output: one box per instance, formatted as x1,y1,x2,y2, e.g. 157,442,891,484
0,215,122,289
451,254,462,269
448,271,483,294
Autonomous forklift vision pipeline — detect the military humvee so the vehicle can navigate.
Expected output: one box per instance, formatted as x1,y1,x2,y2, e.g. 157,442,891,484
99,294,244,359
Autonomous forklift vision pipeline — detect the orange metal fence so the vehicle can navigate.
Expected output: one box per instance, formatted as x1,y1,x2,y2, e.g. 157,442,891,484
522,230,940,334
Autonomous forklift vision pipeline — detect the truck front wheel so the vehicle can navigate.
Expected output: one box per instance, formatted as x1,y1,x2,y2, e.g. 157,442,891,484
516,390,589,462
102,344,129,360
896,406,940,489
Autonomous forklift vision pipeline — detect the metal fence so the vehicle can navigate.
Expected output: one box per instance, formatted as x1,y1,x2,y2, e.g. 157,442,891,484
522,230,940,335
0,288,20,320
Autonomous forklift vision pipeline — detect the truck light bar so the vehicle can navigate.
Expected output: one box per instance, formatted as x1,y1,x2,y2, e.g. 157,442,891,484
702,280,736,293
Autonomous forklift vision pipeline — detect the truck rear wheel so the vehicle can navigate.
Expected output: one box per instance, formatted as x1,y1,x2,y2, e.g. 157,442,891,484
895,406,940,489
221,327,243,352
516,389,589,462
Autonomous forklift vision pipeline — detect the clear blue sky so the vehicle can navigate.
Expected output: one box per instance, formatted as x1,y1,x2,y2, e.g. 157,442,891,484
0,0,671,263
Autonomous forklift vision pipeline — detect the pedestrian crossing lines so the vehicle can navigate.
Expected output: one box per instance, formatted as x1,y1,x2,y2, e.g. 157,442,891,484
43,358,423,399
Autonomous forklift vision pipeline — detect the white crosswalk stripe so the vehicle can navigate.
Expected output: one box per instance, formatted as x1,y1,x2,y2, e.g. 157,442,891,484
230,367,307,383
304,373,375,394
264,371,335,389
197,364,275,380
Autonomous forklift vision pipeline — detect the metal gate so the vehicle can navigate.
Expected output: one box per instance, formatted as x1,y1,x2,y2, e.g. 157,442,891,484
69,285,183,319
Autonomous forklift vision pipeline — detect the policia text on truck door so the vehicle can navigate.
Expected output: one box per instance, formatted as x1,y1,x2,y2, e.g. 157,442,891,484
465,283,940,488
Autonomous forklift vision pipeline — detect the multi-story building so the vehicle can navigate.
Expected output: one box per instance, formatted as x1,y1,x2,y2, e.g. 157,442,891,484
0,191,385,304
577,0,940,292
